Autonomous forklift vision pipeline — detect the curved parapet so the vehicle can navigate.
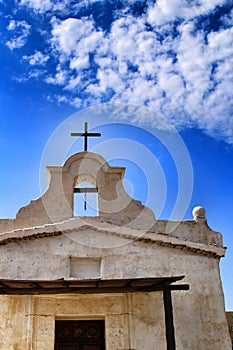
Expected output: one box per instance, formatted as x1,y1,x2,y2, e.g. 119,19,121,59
12,151,155,230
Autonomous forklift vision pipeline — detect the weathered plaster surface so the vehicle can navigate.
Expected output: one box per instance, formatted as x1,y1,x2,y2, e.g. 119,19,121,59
0,295,33,350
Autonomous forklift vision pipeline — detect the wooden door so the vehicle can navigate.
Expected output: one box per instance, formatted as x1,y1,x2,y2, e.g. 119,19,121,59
55,320,105,350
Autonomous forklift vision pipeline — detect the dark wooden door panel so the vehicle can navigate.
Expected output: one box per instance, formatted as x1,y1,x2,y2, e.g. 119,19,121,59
56,345,76,350
55,320,105,350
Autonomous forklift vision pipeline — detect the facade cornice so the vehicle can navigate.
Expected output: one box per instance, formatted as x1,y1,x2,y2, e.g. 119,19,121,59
0,217,226,258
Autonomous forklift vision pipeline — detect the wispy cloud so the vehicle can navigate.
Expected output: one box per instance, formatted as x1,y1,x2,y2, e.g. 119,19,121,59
2,0,233,143
19,0,53,12
6,20,31,50
23,51,49,65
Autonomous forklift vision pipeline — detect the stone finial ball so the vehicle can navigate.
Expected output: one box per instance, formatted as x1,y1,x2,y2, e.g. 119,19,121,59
192,206,206,220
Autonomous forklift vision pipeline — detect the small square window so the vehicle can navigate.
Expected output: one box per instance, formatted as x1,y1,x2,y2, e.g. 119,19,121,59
70,257,101,279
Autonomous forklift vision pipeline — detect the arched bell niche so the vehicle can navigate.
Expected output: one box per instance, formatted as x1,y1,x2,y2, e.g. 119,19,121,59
73,174,98,217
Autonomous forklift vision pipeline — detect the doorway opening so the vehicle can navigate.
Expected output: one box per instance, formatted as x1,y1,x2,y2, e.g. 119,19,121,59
54,320,105,350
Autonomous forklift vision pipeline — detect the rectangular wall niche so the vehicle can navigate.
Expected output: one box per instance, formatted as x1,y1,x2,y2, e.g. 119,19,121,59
70,257,101,279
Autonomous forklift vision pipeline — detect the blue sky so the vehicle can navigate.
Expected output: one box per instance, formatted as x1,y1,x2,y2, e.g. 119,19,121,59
0,0,233,308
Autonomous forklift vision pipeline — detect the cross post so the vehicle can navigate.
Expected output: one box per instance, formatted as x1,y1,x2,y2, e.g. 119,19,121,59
71,122,101,152
71,122,101,211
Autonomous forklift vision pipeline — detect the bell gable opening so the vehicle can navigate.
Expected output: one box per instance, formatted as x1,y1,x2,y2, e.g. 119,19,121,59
74,182,98,217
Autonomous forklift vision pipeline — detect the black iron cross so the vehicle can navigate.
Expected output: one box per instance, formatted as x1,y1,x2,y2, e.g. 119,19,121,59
71,122,101,211
71,122,101,152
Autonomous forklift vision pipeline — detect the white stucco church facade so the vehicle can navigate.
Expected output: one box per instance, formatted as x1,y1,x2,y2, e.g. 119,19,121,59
0,148,231,349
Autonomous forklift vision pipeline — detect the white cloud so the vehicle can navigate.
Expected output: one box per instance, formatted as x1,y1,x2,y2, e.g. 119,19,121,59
6,20,31,50
51,17,99,55
48,16,104,90
65,75,82,91
176,22,213,98
45,65,68,85
98,68,125,93
23,51,49,65
174,21,233,141
20,0,53,12
147,0,228,26
221,7,233,26
77,31,103,53
208,27,233,60
70,55,90,71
